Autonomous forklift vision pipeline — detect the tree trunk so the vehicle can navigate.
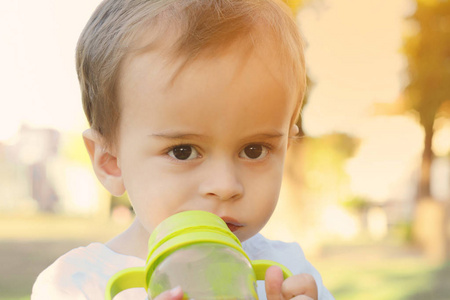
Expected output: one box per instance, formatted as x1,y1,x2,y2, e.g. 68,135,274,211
418,122,434,200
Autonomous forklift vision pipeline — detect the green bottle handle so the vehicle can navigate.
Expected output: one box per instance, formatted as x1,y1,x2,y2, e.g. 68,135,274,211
105,266,146,300
105,260,292,299
251,260,293,280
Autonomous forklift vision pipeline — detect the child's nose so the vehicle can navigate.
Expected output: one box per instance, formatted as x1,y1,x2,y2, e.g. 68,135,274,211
198,160,244,201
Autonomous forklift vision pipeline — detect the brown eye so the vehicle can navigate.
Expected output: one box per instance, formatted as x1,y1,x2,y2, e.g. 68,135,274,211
168,145,198,160
240,144,268,160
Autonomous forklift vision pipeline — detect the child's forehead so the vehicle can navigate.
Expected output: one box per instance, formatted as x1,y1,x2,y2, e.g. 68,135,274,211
121,43,289,104
118,37,296,136
123,23,290,91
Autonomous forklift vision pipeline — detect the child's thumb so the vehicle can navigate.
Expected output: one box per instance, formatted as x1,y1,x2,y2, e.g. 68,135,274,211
265,266,284,300
154,286,183,300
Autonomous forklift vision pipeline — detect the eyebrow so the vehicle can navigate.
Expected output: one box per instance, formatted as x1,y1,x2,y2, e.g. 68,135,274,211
245,132,285,140
149,131,285,141
149,132,209,140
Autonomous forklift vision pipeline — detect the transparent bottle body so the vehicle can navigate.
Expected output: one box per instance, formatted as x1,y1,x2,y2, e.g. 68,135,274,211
148,243,258,300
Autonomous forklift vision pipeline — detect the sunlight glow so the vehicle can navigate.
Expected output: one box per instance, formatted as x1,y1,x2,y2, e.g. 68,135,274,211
0,0,100,141
346,116,424,201
321,205,360,239
299,0,410,137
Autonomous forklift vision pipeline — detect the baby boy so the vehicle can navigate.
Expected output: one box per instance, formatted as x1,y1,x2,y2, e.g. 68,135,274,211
32,0,334,299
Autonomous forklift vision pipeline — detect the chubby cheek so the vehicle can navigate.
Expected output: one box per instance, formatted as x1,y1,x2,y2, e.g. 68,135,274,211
121,163,194,231
238,167,284,242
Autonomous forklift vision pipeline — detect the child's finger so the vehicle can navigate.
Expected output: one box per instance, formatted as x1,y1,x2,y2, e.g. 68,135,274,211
265,265,284,300
154,286,184,300
281,274,318,300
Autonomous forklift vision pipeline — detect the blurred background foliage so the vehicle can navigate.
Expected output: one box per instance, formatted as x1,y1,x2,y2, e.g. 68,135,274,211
1,0,449,299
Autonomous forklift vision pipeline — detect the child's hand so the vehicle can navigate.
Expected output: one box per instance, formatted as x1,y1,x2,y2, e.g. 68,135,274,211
154,286,184,300
265,266,318,300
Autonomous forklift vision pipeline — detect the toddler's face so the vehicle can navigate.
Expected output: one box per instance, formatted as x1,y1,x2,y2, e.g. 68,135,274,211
115,44,297,242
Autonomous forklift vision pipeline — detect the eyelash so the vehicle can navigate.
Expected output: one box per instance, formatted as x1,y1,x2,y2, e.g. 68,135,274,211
165,144,202,161
240,142,273,160
164,142,276,161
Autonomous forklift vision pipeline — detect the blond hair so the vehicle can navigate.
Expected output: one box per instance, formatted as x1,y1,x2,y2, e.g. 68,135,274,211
76,0,305,148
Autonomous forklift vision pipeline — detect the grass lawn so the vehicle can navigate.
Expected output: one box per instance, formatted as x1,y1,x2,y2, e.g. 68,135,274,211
310,243,450,300
0,240,86,300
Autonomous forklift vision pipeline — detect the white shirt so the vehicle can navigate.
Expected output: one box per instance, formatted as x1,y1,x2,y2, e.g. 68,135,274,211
32,234,334,299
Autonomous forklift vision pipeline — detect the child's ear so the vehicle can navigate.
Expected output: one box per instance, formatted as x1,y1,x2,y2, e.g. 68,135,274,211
82,129,125,196
288,124,299,148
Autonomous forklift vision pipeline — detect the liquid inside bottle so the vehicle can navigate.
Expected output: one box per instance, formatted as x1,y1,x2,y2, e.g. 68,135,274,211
148,242,258,300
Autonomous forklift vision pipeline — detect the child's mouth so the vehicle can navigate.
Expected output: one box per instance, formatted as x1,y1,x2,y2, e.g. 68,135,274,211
220,217,243,232
226,223,242,232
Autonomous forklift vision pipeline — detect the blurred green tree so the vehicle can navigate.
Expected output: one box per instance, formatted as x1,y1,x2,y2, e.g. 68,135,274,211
403,0,450,200
401,0,450,262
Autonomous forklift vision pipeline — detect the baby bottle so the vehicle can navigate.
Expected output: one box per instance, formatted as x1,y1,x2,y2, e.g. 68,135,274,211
105,210,292,299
